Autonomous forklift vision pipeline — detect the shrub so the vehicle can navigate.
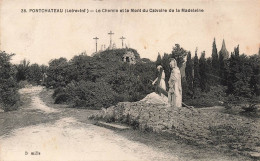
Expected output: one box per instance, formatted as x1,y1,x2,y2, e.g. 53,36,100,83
53,80,119,109
183,85,227,108
0,51,20,112
52,87,66,98
54,93,70,104
49,50,156,109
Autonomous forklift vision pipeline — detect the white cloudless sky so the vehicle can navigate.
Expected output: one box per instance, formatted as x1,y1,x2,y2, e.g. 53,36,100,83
1,0,259,65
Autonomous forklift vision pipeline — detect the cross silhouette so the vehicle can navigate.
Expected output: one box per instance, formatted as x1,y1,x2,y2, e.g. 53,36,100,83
120,36,126,48
93,37,99,53
108,31,114,49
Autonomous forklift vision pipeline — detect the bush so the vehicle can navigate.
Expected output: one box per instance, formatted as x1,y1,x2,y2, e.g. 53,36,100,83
183,85,226,108
0,51,20,112
52,87,66,99
49,49,157,109
53,80,119,109
54,93,70,104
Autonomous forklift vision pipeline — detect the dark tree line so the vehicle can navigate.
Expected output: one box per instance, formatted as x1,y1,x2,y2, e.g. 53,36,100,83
1,40,259,111
15,59,47,85
187,40,259,106
156,40,260,107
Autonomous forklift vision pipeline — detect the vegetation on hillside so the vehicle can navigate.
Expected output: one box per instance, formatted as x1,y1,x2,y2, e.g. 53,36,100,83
46,49,156,109
1,41,259,111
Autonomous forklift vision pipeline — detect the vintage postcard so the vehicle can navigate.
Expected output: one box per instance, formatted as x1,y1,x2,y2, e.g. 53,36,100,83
0,0,260,161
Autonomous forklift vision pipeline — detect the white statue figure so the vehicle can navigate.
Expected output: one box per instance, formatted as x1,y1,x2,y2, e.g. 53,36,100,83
152,65,167,97
168,58,182,107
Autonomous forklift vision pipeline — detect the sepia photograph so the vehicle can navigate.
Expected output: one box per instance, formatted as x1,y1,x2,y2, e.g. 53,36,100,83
0,0,260,160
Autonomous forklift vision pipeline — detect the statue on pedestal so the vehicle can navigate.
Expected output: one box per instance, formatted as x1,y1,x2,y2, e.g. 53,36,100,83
152,65,167,97
168,58,182,107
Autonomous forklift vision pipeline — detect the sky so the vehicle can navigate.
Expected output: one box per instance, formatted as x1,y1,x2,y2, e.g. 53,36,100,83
1,0,259,65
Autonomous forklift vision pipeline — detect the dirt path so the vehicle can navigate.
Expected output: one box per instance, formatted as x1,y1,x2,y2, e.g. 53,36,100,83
0,86,179,161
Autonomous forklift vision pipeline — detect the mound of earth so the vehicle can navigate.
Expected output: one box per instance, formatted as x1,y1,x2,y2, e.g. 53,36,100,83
91,92,260,159
140,92,168,105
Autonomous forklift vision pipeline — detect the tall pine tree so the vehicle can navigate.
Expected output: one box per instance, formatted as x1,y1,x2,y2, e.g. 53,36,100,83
199,51,210,92
249,54,260,96
193,48,200,92
156,53,162,67
211,38,219,85
161,53,171,90
185,51,193,97
227,45,253,99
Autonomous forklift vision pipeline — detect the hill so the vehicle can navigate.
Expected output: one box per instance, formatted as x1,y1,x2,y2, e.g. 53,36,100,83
47,48,157,109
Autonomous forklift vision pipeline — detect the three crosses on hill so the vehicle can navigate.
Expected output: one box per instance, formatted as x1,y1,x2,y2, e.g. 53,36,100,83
93,31,126,52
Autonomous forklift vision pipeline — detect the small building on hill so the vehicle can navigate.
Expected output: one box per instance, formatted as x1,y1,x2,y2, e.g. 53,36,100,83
122,51,136,64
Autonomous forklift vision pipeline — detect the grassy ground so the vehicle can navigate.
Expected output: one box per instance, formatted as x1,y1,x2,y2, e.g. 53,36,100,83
39,88,255,161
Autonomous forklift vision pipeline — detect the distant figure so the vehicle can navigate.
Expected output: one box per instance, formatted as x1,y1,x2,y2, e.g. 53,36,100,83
42,73,47,85
152,65,166,97
168,58,182,107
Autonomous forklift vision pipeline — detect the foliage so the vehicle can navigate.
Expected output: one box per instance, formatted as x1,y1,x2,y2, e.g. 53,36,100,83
15,59,46,85
65,80,118,109
15,59,30,82
27,63,43,85
199,51,210,92
155,53,162,66
185,51,193,98
211,38,219,85
249,54,260,96
46,57,69,88
193,48,200,91
47,49,157,109
171,44,188,68
219,47,229,85
226,46,255,99
161,53,171,90
183,85,227,107
0,51,20,111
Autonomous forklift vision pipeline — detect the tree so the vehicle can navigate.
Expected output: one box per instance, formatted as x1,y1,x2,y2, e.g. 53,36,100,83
193,48,200,90
40,65,48,74
249,54,260,96
227,46,253,99
211,38,219,85
219,52,225,85
46,57,69,88
155,53,162,67
0,51,20,111
199,51,210,92
27,64,43,84
171,44,188,68
185,51,193,97
161,53,171,90
16,59,30,81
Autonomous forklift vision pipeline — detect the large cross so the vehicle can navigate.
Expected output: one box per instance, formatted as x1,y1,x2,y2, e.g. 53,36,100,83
120,36,126,48
108,31,114,49
93,37,99,53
